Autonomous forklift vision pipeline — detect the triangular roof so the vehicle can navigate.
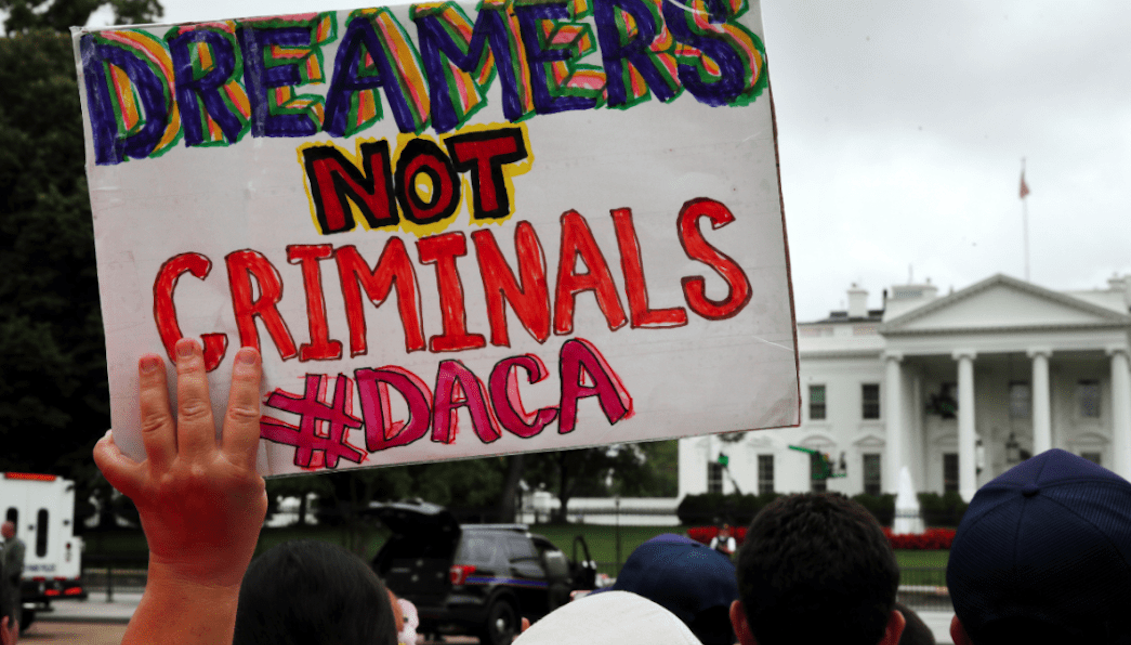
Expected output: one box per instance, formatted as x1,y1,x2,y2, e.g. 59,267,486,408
880,274,1131,335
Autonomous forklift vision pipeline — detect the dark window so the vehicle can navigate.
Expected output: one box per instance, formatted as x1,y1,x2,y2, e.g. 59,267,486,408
943,453,959,493
809,385,826,420
758,455,774,495
36,508,48,558
1009,382,1031,419
862,384,881,419
1081,451,1102,466
707,462,724,494
1078,380,1101,418
863,453,882,496
504,534,536,560
809,452,827,493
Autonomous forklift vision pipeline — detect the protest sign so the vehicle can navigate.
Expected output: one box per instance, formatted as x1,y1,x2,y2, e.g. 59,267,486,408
73,0,799,476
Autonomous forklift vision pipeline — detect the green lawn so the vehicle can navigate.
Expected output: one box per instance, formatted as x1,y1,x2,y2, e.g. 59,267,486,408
81,524,949,578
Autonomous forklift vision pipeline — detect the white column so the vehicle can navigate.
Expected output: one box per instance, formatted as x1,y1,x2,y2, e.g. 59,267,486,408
1108,347,1131,479
1028,348,1052,455
884,352,904,494
954,350,978,502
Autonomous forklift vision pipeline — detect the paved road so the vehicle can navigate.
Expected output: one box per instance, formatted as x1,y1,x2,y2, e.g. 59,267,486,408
21,622,127,644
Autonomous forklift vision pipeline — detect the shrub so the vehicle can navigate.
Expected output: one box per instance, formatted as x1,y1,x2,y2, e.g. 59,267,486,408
917,492,969,527
882,527,955,550
851,493,895,527
677,492,781,527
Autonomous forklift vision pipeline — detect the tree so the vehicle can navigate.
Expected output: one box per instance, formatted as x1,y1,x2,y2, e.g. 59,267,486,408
0,0,162,34
0,0,162,522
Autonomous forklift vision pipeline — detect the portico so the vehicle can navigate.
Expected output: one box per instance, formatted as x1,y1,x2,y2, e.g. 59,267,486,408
678,273,1131,501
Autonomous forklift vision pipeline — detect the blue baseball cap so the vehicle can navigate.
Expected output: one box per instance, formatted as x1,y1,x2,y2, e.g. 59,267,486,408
611,533,738,645
947,449,1131,642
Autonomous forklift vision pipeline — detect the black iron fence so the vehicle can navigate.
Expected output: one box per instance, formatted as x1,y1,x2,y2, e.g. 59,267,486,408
81,555,149,601
897,567,952,612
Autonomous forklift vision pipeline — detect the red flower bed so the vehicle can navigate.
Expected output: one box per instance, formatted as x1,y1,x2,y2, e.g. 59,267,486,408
687,526,953,550
882,527,955,550
687,525,748,547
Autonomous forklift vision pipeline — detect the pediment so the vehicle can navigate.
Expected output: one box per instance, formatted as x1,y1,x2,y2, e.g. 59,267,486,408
853,433,886,448
881,274,1131,334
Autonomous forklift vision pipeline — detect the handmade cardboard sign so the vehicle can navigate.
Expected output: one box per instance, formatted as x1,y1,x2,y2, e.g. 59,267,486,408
73,0,799,476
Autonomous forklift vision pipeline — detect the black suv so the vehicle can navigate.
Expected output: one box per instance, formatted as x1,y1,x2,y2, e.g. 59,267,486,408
368,501,596,645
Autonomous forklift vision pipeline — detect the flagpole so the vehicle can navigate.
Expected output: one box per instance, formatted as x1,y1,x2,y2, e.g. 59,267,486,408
1021,158,1029,282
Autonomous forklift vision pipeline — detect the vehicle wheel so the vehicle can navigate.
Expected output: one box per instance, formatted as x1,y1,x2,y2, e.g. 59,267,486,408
477,599,518,645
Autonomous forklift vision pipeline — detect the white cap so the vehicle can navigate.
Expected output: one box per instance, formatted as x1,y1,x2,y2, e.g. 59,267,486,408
513,590,705,645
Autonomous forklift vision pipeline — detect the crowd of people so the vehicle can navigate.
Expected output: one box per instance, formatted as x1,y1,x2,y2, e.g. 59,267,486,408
78,339,1131,644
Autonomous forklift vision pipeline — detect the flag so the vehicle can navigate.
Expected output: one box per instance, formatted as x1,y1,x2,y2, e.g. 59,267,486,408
1019,171,1030,199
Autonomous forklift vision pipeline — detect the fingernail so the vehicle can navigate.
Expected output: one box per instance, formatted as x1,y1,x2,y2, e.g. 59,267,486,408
139,355,161,373
176,339,196,358
237,348,258,366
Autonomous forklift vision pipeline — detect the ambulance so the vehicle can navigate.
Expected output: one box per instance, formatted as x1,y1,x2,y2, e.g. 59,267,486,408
0,473,86,628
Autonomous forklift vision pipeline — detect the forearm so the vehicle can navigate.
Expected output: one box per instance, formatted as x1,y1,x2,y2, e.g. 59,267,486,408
124,563,242,645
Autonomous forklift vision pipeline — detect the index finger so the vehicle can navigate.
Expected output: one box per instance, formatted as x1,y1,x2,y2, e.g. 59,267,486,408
221,347,263,469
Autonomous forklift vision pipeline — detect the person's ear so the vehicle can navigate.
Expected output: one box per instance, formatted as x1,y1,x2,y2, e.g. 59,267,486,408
877,609,905,645
1,615,17,645
950,615,975,645
729,600,757,645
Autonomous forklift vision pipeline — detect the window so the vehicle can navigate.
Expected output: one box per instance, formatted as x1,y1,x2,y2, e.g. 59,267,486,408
758,455,774,495
707,462,724,494
943,453,959,493
862,384,881,419
1078,380,1101,418
863,453,882,496
809,452,827,493
1009,382,1031,419
1082,451,1102,466
809,385,827,420
36,508,48,558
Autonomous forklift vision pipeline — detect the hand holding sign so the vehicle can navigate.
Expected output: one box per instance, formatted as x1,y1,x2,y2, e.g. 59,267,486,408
94,340,266,644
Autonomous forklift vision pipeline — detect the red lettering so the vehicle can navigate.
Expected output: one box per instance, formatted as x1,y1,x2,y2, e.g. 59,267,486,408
611,208,688,329
225,250,297,360
553,211,627,335
558,338,633,434
431,360,501,444
395,138,461,225
355,366,433,451
335,241,425,355
152,253,229,371
287,244,343,361
302,141,398,234
471,223,550,346
445,127,528,220
677,198,752,320
418,233,486,352
489,354,558,438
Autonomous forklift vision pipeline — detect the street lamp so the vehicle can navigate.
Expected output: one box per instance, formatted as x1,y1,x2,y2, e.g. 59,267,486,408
1005,432,1022,465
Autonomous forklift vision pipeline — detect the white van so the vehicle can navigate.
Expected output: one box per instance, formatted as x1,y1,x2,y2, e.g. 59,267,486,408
0,473,86,627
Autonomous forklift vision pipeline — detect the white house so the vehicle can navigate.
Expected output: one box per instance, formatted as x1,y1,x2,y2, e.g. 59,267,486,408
679,273,1131,501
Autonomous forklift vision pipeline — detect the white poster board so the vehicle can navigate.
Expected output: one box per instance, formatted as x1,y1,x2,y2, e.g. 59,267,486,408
73,0,799,476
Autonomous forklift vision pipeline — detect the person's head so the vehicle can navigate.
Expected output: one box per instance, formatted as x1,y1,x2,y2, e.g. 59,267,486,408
514,590,704,645
233,540,396,645
718,524,731,537
0,562,16,645
1,523,13,540
730,492,904,645
947,449,1131,645
893,602,934,645
611,533,738,645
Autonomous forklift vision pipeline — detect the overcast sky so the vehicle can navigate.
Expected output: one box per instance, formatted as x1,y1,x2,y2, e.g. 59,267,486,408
89,0,1131,322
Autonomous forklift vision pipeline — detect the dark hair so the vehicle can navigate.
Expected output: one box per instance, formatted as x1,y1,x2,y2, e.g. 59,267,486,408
234,540,397,645
894,602,934,645
735,493,900,645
